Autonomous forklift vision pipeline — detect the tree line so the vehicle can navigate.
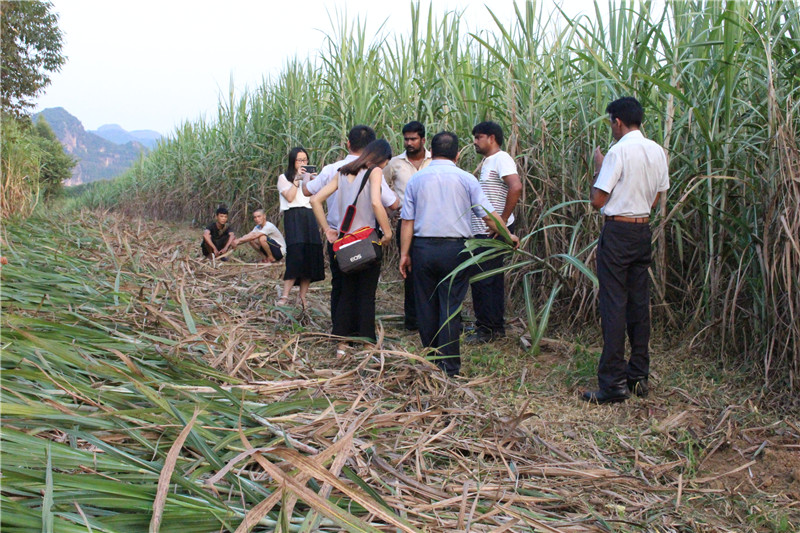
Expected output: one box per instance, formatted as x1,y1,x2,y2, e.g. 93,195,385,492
1,0,74,217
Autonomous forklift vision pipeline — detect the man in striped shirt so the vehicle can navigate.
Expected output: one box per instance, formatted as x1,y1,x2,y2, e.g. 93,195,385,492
467,121,523,343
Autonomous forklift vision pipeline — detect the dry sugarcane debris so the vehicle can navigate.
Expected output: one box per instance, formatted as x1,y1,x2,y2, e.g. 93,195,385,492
1,211,798,532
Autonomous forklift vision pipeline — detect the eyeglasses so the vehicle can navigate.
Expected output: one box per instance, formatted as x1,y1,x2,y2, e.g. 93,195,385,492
296,158,309,163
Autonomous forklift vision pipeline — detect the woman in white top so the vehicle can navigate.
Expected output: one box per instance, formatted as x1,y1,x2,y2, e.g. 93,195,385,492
310,139,394,356
276,147,325,307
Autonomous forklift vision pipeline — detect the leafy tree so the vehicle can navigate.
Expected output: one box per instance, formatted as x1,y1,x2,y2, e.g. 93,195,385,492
32,115,75,195
1,0,66,115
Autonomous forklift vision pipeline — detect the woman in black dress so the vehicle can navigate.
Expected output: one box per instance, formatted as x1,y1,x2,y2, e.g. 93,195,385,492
276,147,325,307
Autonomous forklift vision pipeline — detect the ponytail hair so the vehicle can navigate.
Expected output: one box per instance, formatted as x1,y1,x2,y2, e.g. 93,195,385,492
339,139,392,176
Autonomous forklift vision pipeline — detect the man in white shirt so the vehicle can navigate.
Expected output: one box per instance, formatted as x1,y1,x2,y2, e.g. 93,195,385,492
302,125,399,317
467,121,523,343
233,209,286,263
383,121,432,330
583,96,670,404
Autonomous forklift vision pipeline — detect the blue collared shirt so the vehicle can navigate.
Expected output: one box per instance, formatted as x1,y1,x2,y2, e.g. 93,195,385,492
401,160,492,238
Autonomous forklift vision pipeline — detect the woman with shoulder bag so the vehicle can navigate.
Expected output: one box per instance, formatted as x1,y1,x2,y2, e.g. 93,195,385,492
310,139,394,356
276,147,325,308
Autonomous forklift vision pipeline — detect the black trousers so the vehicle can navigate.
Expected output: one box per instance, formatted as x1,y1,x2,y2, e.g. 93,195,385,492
396,219,417,329
469,224,513,335
327,241,342,319
412,238,470,376
332,259,381,342
596,220,652,391
201,236,229,257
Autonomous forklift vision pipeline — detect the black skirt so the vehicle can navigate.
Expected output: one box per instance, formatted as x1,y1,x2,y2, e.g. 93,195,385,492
283,207,325,282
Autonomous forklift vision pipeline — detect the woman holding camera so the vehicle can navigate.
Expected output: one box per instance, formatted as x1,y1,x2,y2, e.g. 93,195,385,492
310,139,395,355
276,147,325,307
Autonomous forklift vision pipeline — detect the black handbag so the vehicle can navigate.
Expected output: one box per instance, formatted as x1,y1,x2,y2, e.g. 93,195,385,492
333,167,382,273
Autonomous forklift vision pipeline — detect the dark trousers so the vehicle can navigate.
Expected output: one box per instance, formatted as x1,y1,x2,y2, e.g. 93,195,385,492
396,219,417,329
596,221,652,391
332,259,381,342
469,224,513,335
327,241,342,319
258,238,284,261
201,236,229,257
412,238,470,376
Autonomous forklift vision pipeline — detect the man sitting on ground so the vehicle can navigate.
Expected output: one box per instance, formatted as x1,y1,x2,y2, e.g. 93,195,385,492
201,205,235,259
233,209,286,263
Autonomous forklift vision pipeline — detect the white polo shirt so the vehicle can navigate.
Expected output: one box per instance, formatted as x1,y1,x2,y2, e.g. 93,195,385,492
594,130,669,217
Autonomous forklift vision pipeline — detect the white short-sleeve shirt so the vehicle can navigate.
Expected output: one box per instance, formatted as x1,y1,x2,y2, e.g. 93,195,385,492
254,222,286,254
277,174,311,211
594,130,669,217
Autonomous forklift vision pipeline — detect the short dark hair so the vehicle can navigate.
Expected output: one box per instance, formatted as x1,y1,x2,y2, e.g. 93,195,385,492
348,125,376,152
339,139,392,176
606,97,644,127
401,121,425,138
430,131,458,160
471,121,504,146
215,205,228,215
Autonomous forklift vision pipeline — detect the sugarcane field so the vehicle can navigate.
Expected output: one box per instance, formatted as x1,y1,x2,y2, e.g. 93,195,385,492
1,1,799,532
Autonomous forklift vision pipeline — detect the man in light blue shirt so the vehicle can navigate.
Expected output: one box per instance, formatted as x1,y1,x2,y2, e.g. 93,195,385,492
399,131,519,377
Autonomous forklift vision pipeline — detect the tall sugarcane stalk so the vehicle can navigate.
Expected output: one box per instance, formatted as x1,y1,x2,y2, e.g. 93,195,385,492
74,0,800,390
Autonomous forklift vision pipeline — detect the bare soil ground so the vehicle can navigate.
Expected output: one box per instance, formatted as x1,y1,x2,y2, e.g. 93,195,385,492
73,213,800,531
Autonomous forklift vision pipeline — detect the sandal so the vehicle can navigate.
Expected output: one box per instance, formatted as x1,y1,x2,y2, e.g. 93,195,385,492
335,344,347,358
276,296,290,306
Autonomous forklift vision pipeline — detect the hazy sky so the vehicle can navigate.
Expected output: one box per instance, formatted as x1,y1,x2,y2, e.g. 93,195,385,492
35,0,600,136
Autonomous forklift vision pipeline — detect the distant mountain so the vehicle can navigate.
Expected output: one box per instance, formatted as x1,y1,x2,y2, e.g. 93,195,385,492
33,108,153,186
93,124,162,149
